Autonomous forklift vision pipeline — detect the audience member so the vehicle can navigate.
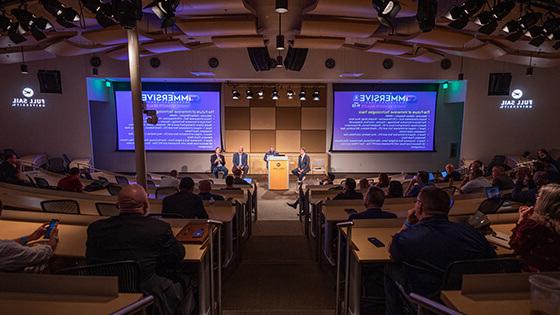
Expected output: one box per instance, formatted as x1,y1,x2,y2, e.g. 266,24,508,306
291,147,310,183
162,177,208,219
86,185,194,315
510,184,560,272
376,173,390,188
358,178,370,193
0,201,58,272
0,153,25,185
385,187,495,314
387,180,404,198
348,187,397,220
442,164,461,182
210,147,228,179
512,168,549,205
319,172,336,185
232,168,250,185
263,145,279,168
537,148,560,172
460,160,484,187
222,175,241,190
491,165,514,190
198,180,225,201
334,178,364,200
460,168,491,194
57,167,83,192
159,170,180,188
404,171,430,197
232,146,249,177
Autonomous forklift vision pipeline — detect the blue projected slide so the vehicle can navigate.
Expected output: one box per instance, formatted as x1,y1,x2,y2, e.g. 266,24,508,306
115,90,221,151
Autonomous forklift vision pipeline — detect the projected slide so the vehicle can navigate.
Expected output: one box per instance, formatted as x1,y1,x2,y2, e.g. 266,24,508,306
115,90,221,151
332,91,437,151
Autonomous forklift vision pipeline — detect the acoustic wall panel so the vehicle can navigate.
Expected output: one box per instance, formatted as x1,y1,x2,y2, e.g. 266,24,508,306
250,107,276,130
225,107,251,130
276,130,301,153
250,130,276,152
225,130,250,152
301,130,327,153
276,107,301,130
301,107,326,130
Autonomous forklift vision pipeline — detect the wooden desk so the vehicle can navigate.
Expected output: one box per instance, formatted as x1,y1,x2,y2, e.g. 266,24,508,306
440,290,530,315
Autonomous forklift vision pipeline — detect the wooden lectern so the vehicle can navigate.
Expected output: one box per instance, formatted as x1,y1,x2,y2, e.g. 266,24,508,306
268,156,289,190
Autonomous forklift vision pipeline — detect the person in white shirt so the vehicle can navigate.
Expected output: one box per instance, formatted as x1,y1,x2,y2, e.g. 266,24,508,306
460,168,492,194
159,170,180,188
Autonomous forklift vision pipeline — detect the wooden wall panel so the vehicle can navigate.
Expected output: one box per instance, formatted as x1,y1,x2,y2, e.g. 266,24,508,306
301,107,326,130
225,107,250,129
301,130,327,153
250,107,276,129
276,130,301,153
276,107,301,130
250,130,276,152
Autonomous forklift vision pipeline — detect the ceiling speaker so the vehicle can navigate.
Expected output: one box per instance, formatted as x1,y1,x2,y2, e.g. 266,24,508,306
440,58,452,70
208,57,219,68
37,70,62,94
247,47,272,71
488,73,512,96
150,57,161,68
284,47,308,71
325,58,336,69
382,58,394,69
90,56,101,67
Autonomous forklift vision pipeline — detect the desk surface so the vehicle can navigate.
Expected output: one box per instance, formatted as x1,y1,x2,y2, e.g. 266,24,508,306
441,290,530,315
0,220,206,262
0,292,144,315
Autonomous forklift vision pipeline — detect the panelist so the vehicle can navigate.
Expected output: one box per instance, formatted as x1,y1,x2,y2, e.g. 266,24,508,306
232,146,249,177
292,147,310,183
263,145,279,169
210,147,228,179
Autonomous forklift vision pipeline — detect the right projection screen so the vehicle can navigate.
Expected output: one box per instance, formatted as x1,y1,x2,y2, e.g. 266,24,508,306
332,84,439,152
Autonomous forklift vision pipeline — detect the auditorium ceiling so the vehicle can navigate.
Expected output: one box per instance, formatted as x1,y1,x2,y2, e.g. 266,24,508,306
0,0,559,67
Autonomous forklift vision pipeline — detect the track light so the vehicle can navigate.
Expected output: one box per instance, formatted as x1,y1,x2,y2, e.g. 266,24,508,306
275,0,288,13
287,89,294,99
232,89,240,100
478,19,498,34
276,55,283,68
449,16,469,29
11,9,52,41
503,11,543,42
543,17,560,39
519,12,542,29
81,0,116,27
20,63,28,74
1,14,25,44
145,0,179,28
312,90,320,101
299,90,306,101
246,90,253,100
373,0,401,27
41,0,80,28
272,89,279,100
257,89,264,99
276,35,285,51
502,20,520,33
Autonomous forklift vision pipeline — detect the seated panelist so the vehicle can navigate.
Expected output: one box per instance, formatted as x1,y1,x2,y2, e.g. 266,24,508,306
232,146,249,177
291,147,310,182
210,147,228,179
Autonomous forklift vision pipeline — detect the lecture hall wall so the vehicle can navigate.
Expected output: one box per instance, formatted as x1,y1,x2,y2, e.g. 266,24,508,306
0,48,558,172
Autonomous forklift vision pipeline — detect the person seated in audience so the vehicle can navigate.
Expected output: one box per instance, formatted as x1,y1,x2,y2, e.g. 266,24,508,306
0,201,59,272
348,187,397,220
460,168,491,194
162,177,208,219
333,178,363,200
232,146,249,177
387,180,404,198
441,163,462,182
56,167,83,192
512,167,549,205
404,171,430,198
491,165,514,190
291,147,310,183
385,186,496,314
210,147,228,179
319,172,336,185
159,170,180,188
198,180,225,201
537,148,560,172
86,185,194,315
358,178,370,194
221,175,241,191
263,145,278,169
0,153,26,185
534,160,560,183
460,160,484,187
232,168,250,185
376,173,390,188
509,183,560,272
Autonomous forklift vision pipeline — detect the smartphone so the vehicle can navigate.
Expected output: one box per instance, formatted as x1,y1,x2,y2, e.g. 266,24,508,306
192,228,204,238
368,237,385,248
44,219,59,239
344,208,357,214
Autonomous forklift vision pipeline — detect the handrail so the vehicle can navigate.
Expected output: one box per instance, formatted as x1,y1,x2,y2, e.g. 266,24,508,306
409,293,464,315
110,295,155,315
207,219,223,315
335,221,354,315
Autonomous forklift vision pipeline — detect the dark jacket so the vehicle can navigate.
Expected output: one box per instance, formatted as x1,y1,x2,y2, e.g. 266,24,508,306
198,192,225,201
86,214,188,315
0,161,23,185
210,154,225,171
297,154,311,173
349,207,397,220
512,179,538,205
492,175,515,190
162,191,209,219
263,150,278,162
333,190,364,200
233,152,248,168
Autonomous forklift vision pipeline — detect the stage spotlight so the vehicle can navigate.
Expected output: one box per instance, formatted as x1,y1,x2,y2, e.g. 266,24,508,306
312,90,320,101
7,22,27,44
478,20,498,34
41,0,80,28
417,0,437,32
112,0,143,29
525,26,543,38
299,90,306,101
449,16,469,29
20,64,28,74
502,20,520,33
257,89,264,99
275,0,288,13
246,90,253,100
373,0,400,17
272,89,279,100
519,12,542,30
81,0,116,27
543,17,560,39
232,89,240,100
145,0,179,28
11,9,52,41
286,89,294,99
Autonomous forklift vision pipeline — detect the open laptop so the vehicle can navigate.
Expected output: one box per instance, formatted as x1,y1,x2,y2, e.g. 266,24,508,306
440,171,448,179
485,186,500,199
243,178,253,184
428,172,435,182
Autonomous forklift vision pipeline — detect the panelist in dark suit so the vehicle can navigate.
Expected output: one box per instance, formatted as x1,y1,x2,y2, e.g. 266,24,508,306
210,147,228,179
263,145,279,169
162,177,209,219
232,146,249,177
292,147,311,182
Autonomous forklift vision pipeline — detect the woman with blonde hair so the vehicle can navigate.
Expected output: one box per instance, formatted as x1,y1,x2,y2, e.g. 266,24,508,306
509,183,560,271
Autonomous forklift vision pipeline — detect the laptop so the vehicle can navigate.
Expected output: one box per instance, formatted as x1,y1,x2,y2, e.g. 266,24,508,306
243,178,253,184
428,172,435,182
440,171,448,179
485,186,500,199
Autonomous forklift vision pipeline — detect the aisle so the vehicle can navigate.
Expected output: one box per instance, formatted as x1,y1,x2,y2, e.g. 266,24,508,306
222,184,336,314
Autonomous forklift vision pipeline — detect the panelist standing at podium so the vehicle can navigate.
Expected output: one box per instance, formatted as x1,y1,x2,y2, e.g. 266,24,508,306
210,147,228,178
263,145,279,169
292,147,310,182
232,146,249,177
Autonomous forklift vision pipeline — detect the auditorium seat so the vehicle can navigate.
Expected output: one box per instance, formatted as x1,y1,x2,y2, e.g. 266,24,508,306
57,260,141,293
95,202,119,216
40,199,81,214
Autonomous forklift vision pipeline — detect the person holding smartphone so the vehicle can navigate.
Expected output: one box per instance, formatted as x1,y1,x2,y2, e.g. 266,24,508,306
0,204,59,272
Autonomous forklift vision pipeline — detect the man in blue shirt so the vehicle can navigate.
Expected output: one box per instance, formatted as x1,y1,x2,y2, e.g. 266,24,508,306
385,186,496,314
404,171,430,197
232,146,249,177
348,186,397,220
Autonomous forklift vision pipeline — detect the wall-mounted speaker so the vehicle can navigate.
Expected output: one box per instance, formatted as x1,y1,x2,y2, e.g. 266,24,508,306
37,70,62,94
449,143,458,158
149,57,161,68
382,58,394,69
208,57,219,68
325,58,336,69
247,47,272,71
284,47,308,71
488,73,512,96
440,58,452,70
90,56,101,67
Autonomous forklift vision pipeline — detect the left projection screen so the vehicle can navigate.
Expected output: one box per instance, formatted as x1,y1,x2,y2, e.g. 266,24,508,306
115,90,221,151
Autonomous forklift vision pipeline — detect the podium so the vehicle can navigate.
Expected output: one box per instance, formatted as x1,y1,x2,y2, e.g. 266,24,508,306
268,156,289,190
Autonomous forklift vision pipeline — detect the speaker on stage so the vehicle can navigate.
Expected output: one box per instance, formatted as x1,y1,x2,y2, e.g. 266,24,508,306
247,47,272,71
284,47,308,71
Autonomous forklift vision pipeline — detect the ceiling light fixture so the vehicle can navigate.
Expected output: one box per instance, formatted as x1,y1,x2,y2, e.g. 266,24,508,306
272,89,279,100
312,90,320,101
41,0,80,28
145,0,179,28
275,0,288,14
246,89,253,100
299,90,306,101
373,0,401,27
287,89,294,99
276,13,284,50
232,89,240,100
276,55,283,67
257,89,264,99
